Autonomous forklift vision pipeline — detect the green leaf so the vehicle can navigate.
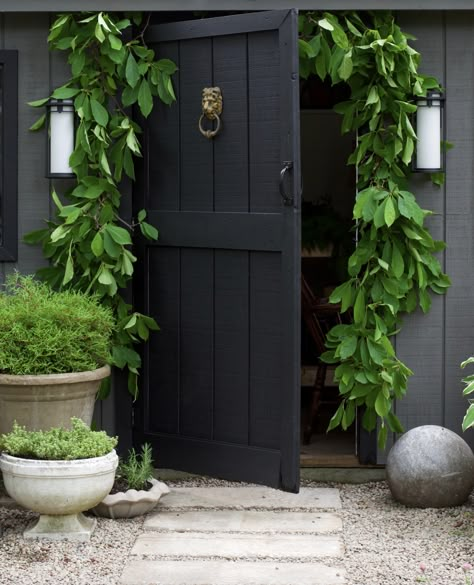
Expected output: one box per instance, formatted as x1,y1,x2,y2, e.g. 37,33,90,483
353,289,366,324
391,242,404,278
366,86,379,106
63,250,74,285
462,404,474,432
327,401,345,431
29,114,46,132
387,412,404,434
362,407,377,432
125,52,140,88
90,99,109,127
106,224,132,245
122,84,140,107
140,221,158,241
419,288,431,313
384,197,396,227
112,345,141,370
98,268,115,288
24,228,48,244
377,425,388,450
318,18,334,31
108,34,122,50
52,86,80,99
338,51,353,81
367,338,385,365
461,357,474,369
103,231,121,258
339,335,357,359
157,58,177,75
402,137,414,165
124,314,137,329
345,17,362,37
138,79,153,118
28,97,50,107
91,232,104,257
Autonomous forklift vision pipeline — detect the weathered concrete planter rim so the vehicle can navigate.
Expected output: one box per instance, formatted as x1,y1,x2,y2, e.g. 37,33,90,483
0,450,118,478
0,364,111,386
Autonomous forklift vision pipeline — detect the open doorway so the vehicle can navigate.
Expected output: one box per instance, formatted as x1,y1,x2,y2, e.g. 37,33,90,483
299,75,359,467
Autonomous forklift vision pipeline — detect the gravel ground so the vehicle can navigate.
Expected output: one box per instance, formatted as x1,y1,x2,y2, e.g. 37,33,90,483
0,508,143,585
1,478,474,584
333,481,474,585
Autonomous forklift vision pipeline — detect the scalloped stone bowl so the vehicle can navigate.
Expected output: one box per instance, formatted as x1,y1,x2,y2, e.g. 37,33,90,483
0,450,118,540
92,478,170,519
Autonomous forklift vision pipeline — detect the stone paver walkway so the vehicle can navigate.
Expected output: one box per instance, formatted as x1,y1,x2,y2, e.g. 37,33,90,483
119,486,345,585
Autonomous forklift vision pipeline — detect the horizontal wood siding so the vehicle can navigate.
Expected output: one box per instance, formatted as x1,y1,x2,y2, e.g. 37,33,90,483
380,12,474,462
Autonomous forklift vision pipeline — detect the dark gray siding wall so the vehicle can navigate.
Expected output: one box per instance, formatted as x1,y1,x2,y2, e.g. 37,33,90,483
382,12,474,461
0,14,118,435
0,14,51,282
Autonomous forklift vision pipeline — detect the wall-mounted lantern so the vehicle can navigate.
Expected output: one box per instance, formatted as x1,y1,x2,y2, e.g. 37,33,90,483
46,98,75,178
413,91,445,173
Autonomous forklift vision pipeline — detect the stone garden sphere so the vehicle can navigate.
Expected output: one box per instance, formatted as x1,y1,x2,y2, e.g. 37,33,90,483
386,425,474,508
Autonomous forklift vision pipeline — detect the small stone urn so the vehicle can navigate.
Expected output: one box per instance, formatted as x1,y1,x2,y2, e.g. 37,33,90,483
0,450,118,540
92,478,170,519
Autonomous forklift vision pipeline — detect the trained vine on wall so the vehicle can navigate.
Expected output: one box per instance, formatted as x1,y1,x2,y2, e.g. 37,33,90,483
25,12,177,398
25,11,450,445
299,11,450,448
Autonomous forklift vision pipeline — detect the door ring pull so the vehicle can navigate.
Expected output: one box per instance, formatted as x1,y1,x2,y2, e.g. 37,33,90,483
279,161,294,206
199,113,221,139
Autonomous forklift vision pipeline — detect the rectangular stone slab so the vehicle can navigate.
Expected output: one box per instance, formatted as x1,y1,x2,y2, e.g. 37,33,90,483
145,510,342,534
131,532,343,559
120,560,346,585
158,487,341,510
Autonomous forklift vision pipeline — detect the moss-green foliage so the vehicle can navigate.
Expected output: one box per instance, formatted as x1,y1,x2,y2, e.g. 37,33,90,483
299,12,451,448
26,12,174,397
0,274,114,375
0,418,117,460
117,443,154,490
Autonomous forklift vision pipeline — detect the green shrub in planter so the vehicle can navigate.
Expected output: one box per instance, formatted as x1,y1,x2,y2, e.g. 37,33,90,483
117,443,154,491
0,418,117,460
0,274,114,375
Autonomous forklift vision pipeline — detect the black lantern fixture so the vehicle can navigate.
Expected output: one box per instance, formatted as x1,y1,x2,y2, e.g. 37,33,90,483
46,98,75,178
413,91,446,173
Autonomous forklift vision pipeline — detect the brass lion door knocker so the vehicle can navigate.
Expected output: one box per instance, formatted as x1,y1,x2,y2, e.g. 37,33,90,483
199,87,223,139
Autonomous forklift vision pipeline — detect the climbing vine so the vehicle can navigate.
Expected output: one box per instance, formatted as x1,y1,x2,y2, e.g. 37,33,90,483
299,11,450,447
25,12,177,398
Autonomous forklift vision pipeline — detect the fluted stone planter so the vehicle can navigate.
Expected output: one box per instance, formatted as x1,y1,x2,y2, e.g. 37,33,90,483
92,478,170,519
0,450,118,540
0,365,110,434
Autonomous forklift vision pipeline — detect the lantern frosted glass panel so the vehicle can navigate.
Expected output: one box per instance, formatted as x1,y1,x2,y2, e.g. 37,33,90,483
414,92,444,172
47,99,75,178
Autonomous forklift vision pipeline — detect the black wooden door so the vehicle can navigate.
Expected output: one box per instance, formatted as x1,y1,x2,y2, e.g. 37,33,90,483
134,10,301,491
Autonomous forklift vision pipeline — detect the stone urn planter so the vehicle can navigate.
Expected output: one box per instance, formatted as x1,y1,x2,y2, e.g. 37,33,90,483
0,365,111,434
92,478,170,519
0,450,118,540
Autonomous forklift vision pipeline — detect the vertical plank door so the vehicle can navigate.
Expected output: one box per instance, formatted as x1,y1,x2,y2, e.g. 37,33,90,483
134,10,301,491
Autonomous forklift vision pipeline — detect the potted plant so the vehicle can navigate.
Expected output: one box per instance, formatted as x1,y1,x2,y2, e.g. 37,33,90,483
92,443,169,519
0,418,118,540
0,274,114,433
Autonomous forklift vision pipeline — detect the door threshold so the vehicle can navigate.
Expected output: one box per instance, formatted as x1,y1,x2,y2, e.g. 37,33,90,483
300,453,381,468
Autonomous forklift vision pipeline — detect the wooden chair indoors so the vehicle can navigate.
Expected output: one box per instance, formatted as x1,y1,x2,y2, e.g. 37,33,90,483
301,274,343,445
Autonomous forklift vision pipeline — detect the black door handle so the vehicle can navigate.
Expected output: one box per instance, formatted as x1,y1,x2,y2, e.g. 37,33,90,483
279,161,294,206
